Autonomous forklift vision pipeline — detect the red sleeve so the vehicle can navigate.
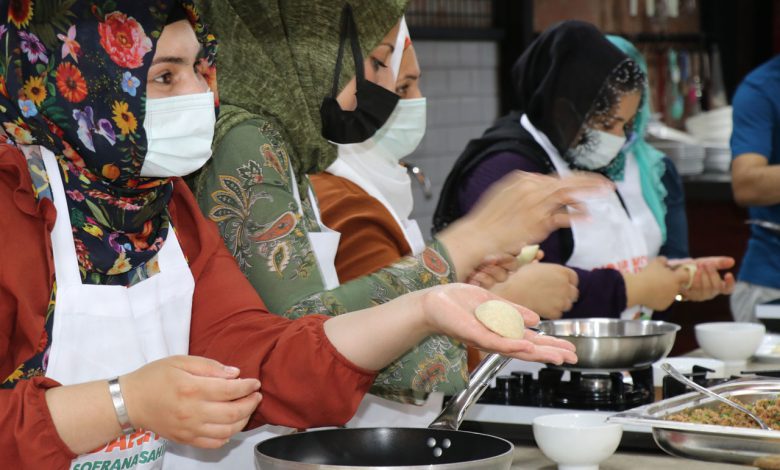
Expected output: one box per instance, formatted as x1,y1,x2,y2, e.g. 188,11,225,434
0,378,77,467
310,173,411,283
171,180,377,430
0,144,74,467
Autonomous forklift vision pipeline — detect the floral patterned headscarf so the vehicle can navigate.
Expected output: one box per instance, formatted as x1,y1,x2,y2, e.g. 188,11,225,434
0,0,217,285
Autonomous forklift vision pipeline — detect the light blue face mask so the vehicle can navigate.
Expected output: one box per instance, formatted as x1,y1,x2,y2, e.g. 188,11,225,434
139,90,216,177
568,127,627,170
365,97,427,164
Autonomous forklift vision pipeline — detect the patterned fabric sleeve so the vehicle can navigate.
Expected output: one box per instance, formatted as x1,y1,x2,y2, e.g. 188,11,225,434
195,117,467,403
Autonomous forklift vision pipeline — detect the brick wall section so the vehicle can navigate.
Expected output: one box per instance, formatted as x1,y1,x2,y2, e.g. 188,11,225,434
406,39,501,239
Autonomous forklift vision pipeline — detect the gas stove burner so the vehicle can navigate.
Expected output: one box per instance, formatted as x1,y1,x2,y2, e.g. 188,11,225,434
578,374,617,394
539,368,653,411
478,365,655,411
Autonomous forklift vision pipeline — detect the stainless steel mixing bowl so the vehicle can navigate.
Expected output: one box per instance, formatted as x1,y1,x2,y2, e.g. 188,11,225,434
537,318,681,371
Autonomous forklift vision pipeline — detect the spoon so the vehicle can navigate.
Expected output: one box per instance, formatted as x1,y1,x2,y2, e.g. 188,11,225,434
661,362,771,430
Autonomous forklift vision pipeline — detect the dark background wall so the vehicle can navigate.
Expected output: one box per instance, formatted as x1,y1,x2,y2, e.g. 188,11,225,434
701,0,777,100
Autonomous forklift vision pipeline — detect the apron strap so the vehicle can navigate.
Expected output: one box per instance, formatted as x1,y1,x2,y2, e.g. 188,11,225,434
39,148,84,287
307,186,327,230
290,161,330,233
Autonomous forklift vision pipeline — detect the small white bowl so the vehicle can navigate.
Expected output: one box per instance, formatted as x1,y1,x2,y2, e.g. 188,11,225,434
533,413,622,470
695,322,765,370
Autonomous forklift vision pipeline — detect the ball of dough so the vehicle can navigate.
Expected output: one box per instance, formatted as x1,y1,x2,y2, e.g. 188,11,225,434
475,300,526,339
516,244,540,266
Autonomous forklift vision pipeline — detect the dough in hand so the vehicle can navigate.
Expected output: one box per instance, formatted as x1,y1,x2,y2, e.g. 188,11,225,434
516,244,540,266
475,300,526,339
680,263,697,290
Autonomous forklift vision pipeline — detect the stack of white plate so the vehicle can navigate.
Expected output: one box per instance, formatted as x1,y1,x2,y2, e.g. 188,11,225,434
703,145,731,173
652,140,706,176
685,106,732,146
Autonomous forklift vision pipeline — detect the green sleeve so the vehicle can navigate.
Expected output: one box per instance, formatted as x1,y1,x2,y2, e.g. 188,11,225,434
196,118,467,402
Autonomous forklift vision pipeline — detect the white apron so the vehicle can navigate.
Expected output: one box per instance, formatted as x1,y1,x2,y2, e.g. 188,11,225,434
326,158,426,256
166,168,341,469
168,162,440,469
38,147,193,470
165,424,295,469
615,151,663,261
345,392,444,428
323,159,440,428
520,115,657,319
317,163,439,428
295,168,341,290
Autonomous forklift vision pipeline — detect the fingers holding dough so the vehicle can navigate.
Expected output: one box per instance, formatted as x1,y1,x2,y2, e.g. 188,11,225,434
516,244,540,267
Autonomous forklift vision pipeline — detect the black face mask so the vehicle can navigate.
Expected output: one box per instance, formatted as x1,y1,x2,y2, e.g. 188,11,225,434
320,4,399,144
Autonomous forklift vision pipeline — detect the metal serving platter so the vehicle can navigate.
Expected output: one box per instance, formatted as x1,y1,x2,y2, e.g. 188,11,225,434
609,377,780,467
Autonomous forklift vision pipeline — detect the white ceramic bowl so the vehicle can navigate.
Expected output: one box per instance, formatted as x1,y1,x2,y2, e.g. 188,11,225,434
695,322,765,368
533,413,622,470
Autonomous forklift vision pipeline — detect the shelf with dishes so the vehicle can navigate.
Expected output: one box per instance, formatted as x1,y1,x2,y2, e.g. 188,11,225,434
647,106,732,178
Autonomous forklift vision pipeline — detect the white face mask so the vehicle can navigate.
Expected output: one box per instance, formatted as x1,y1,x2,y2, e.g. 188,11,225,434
567,127,626,170
366,97,427,164
139,90,216,177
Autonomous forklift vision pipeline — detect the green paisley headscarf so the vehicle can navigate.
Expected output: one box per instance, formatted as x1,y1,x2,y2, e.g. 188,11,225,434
194,0,407,179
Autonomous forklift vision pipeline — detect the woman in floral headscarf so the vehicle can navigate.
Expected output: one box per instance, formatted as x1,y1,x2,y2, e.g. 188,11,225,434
0,1,576,468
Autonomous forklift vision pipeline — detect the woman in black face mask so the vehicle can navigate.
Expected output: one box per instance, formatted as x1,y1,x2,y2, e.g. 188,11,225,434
435,21,735,320
312,19,585,330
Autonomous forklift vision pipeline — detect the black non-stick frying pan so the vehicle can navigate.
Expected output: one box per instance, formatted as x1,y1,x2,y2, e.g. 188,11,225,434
255,354,515,469
255,427,513,469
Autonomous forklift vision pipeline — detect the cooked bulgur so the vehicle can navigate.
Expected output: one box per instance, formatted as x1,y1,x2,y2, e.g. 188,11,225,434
666,397,780,430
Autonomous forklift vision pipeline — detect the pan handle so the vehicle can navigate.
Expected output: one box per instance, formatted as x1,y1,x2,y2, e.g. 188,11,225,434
428,353,512,431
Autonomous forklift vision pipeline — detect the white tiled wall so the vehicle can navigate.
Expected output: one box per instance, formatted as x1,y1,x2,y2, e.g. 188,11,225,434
406,39,501,238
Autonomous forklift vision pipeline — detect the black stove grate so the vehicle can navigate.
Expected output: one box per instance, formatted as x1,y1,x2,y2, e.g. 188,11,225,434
479,366,654,411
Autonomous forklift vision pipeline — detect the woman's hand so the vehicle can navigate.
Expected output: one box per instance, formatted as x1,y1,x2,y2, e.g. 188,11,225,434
466,248,548,288
624,257,691,311
437,171,612,283
44,356,261,455
465,253,519,288
324,284,577,371
669,256,736,301
420,284,578,365
122,356,262,449
462,171,612,254
491,263,579,319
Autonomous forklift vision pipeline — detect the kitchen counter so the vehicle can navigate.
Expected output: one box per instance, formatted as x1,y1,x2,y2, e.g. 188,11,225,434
509,446,746,469
468,352,774,469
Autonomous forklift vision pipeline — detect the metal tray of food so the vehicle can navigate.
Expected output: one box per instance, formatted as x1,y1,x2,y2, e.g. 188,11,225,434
609,377,780,468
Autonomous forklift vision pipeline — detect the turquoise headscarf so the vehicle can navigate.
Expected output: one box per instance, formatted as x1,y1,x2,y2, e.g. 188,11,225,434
607,35,668,243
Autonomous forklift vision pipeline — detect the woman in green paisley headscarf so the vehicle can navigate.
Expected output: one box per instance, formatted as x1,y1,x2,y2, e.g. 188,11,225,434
191,0,595,429
192,0,471,408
